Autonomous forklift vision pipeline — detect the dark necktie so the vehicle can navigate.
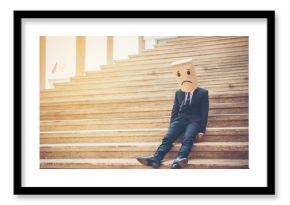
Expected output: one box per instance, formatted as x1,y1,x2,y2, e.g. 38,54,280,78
185,92,191,105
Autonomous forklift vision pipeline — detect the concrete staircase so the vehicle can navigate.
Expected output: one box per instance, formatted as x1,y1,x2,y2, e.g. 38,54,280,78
40,36,249,169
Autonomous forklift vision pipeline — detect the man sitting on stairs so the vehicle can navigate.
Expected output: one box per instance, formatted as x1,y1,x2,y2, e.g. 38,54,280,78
137,58,209,169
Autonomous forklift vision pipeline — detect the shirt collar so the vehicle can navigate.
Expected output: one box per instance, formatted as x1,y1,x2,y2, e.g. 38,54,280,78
186,87,198,96
185,87,199,102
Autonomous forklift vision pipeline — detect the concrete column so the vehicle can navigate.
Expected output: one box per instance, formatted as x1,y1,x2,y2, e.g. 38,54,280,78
138,36,145,54
39,36,46,90
107,36,114,65
76,36,86,76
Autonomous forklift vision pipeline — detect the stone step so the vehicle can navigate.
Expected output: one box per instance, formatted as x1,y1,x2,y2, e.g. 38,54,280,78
156,36,240,45
40,114,248,131
119,40,248,62
158,36,247,46
136,37,248,57
40,85,248,102
71,66,248,83
113,47,248,66
40,102,248,120
41,81,248,99
101,52,249,72
65,76,248,94
40,142,249,159
106,51,247,70
99,55,248,71
110,57,247,77
40,92,248,110
51,75,248,93
40,158,249,169
136,37,247,54
40,127,248,144
86,61,247,79
123,44,248,65
160,36,243,45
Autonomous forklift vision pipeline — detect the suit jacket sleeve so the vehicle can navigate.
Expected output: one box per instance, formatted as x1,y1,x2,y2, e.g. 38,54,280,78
170,91,180,124
199,90,209,133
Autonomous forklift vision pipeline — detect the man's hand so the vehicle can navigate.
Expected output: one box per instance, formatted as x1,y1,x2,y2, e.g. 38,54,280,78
196,133,205,143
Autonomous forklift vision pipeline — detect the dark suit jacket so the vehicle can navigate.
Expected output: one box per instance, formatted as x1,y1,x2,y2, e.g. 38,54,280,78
170,87,209,133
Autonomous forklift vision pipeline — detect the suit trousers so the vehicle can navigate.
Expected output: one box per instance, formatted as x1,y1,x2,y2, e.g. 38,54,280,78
154,116,200,161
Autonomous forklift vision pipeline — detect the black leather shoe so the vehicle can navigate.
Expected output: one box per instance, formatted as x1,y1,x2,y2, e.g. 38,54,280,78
136,156,161,168
171,158,188,169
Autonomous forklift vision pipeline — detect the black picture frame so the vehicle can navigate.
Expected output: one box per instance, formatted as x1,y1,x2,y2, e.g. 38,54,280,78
14,10,275,195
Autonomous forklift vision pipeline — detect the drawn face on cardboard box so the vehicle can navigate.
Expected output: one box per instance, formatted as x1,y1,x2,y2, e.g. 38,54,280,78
171,59,198,92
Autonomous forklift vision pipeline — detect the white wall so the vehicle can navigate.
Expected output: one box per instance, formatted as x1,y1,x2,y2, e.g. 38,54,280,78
86,36,107,71
113,36,139,60
46,36,76,88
